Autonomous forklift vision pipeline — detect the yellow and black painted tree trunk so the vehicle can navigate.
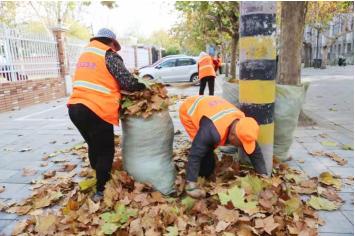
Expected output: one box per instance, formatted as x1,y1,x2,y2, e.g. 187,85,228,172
239,2,276,175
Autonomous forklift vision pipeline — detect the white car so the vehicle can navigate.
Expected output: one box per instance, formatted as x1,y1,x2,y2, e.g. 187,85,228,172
139,55,198,83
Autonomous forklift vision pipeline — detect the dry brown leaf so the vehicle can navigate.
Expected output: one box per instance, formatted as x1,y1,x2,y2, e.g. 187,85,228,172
12,219,30,235
215,220,230,233
60,163,77,172
43,170,56,179
35,214,57,234
6,205,32,215
40,162,48,167
22,168,37,176
263,215,280,235
325,152,348,166
129,218,143,236
87,198,100,214
213,206,239,223
150,191,166,203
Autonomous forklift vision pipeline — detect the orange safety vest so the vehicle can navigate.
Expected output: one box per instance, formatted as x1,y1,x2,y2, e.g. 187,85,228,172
198,55,216,80
67,40,121,125
217,57,222,67
179,96,245,146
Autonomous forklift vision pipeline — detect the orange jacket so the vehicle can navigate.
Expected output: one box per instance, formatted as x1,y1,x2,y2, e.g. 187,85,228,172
67,40,121,125
198,55,216,80
217,57,222,67
179,96,245,146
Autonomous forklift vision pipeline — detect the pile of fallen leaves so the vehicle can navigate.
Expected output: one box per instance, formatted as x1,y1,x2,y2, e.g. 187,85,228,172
1,130,349,236
121,82,170,118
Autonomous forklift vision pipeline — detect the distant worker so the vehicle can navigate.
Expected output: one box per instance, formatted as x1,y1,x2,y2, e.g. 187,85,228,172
216,53,223,74
179,95,267,198
67,28,146,202
198,52,216,95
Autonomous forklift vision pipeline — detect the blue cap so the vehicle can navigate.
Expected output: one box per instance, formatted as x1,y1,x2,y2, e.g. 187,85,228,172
91,28,121,51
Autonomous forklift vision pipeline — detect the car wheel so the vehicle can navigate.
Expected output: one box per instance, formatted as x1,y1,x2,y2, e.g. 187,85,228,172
142,74,154,80
190,73,199,85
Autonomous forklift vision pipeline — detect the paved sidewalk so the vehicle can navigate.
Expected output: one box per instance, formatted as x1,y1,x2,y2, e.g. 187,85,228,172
0,69,353,235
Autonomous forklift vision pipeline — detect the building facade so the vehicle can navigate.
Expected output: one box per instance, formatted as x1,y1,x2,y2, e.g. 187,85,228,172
303,13,354,65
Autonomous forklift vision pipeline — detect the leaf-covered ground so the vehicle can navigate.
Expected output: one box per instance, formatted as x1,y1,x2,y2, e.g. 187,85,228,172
0,93,351,236
1,133,348,236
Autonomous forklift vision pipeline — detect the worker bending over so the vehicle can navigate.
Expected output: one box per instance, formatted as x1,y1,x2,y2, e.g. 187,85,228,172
67,28,145,202
179,95,267,198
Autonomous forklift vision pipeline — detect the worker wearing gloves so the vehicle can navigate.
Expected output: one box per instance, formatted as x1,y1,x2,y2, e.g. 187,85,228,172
67,28,145,202
179,95,268,198
198,52,216,96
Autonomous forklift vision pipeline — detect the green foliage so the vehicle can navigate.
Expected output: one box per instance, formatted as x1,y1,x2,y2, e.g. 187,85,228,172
306,1,353,31
0,2,19,26
173,1,239,55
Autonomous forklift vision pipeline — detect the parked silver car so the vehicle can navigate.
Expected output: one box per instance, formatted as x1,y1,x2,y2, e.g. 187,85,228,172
139,55,198,83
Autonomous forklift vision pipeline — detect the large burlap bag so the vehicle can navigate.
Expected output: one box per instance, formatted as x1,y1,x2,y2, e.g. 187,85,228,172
121,110,176,195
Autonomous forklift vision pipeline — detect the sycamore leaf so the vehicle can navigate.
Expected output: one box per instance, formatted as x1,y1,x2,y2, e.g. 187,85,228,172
216,221,230,233
12,219,29,235
22,168,37,176
319,172,342,189
165,226,178,236
121,98,134,109
79,178,97,191
307,196,340,210
35,215,57,234
284,197,302,216
213,206,239,223
43,170,56,179
102,222,120,235
342,144,353,150
219,186,259,214
218,191,230,205
321,141,337,147
181,196,196,211
240,175,265,194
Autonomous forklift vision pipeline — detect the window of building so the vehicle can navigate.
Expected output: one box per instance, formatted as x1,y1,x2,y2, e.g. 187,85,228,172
338,44,341,54
347,43,352,54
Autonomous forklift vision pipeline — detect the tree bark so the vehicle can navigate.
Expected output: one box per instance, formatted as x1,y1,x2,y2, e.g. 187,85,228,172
303,42,312,67
277,1,308,85
230,34,238,79
320,45,329,69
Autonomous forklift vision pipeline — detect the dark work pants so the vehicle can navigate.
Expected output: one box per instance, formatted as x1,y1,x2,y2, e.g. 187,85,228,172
199,76,215,95
186,118,218,182
68,104,114,192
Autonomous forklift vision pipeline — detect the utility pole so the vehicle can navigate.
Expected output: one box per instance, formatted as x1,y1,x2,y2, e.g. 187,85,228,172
239,2,276,175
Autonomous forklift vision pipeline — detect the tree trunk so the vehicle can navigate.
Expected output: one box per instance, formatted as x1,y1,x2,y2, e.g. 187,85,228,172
277,2,308,85
303,42,312,67
320,45,329,69
230,34,238,79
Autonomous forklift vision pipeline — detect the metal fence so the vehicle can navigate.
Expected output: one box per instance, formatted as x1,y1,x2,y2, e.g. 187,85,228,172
0,25,60,82
66,37,86,75
0,24,154,83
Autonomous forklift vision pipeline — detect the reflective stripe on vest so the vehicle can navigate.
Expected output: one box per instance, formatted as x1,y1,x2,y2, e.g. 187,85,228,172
73,80,111,94
83,47,106,57
210,108,238,122
187,96,206,116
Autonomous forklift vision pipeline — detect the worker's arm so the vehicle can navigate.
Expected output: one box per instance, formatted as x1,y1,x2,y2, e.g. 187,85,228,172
247,142,268,175
186,117,220,182
105,50,145,92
